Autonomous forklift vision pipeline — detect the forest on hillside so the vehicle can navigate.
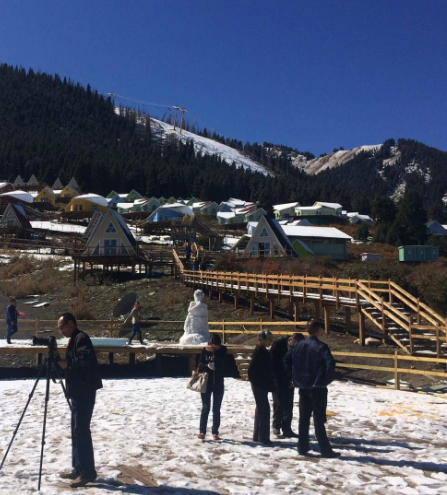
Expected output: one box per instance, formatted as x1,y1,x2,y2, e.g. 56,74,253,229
0,64,447,218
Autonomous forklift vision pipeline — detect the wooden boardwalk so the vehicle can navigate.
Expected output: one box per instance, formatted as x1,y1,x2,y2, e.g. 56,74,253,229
177,265,447,357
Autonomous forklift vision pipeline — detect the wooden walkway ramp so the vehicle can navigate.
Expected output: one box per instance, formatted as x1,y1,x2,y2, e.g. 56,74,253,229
174,259,447,357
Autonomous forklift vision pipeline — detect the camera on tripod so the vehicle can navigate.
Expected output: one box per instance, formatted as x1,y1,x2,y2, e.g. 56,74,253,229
32,335,58,352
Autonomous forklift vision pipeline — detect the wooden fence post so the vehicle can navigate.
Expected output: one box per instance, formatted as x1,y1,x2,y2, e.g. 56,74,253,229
109,318,114,338
324,306,330,334
394,351,400,390
358,311,365,346
34,318,39,337
222,320,226,344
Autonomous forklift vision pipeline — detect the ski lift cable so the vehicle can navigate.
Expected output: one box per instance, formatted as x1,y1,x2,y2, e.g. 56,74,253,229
107,93,173,110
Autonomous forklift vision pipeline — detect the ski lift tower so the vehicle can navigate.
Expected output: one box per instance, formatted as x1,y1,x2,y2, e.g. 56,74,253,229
172,106,188,133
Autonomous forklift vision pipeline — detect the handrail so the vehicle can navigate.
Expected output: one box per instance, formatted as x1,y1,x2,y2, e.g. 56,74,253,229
357,282,410,331
389,281,446,328
172,249,184,273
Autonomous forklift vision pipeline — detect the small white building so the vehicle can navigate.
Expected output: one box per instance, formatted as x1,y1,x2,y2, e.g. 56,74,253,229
273,202,300,219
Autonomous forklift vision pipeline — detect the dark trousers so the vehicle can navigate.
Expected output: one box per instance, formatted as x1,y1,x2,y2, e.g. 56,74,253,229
71,391,97,478
200,383,224,435
252,384,271,442
298,388,332,454
272,386,294,433
129,323,143,344
6,322,18,342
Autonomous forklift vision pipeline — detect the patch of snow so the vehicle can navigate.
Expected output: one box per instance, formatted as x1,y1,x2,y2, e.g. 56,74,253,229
30,221,86,234
301,145,382,175
391,180,407,202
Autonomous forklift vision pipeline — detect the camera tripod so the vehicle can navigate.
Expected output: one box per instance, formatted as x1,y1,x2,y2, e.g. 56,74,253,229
0,341,72,490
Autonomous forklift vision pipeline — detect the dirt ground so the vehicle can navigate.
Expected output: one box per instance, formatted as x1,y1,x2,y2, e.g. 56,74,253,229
0,261,445,392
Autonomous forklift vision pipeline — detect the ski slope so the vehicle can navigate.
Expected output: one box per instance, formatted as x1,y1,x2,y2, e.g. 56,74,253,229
150,118,271,176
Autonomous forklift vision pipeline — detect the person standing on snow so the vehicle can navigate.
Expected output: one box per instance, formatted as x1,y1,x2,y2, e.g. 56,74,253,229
286,320,339,458
248,329,275,445
197,334,227,440
271,333,303,438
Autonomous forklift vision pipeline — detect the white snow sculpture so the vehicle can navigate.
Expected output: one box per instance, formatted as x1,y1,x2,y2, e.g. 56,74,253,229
179,289,210,345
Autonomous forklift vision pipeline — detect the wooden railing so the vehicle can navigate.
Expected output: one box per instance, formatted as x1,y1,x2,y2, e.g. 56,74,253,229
180,269,447,354
2,318,447,392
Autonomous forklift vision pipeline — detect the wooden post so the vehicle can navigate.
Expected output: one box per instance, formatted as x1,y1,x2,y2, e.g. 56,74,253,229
250,296,255,316
34,318,39,337
409,323,413,354
345,307,351,331
358,311,366,346
416,299,421,325
222,320,226,344
108,352,114,365
324,306,330,334
436,327,441,358
234,294,238,310
109,318,114,338
218,291,222,303
394,351,400,390
294,300,299,322
269,298,275,319
129,353,136,365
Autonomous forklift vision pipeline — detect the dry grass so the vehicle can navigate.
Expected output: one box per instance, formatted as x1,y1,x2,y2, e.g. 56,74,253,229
1,268,61,298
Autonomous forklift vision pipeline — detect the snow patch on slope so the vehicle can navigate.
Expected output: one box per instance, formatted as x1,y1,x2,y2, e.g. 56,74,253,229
114,107,271,176
299,145,382,175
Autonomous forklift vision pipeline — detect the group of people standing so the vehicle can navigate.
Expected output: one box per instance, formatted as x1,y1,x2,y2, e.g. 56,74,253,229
195,320,340,458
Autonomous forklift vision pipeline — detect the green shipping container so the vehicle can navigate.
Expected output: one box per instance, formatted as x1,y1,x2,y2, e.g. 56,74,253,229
398,245,439,262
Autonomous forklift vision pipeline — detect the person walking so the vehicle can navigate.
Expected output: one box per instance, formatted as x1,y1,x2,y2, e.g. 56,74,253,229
287,320,339,458
197,334,227,440
248,329,275,445
184,242,192,262
57,312,103,488
5,298,18,344
271,333,303,438
124,301,144,345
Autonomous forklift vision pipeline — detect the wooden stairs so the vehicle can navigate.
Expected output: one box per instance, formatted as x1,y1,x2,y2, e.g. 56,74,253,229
357,281,446,357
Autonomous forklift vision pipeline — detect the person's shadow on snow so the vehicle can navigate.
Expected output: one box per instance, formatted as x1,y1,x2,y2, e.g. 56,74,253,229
338,455,447,474
88,479,221,494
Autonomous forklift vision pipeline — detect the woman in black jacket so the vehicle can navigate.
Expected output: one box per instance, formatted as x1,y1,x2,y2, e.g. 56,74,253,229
248,329,275,444
197,334,227,440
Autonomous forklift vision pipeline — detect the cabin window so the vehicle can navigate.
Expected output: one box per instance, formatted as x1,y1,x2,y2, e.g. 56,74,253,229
259,228,270,238
104,239,117,255
92,243,100,256
105,222,116,233
121,243,128,255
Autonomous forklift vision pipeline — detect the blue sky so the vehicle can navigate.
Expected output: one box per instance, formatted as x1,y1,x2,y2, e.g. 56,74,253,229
0,0,446,155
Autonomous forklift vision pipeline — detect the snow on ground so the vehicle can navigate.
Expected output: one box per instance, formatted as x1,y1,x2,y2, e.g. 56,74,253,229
1,378,447,494
30,221,86,235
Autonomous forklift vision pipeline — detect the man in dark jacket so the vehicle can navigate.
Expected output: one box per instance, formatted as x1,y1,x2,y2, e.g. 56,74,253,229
286,320,339,458
5,298,18,344
248,329,275,444
271,333,303,438
57,313,103,487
